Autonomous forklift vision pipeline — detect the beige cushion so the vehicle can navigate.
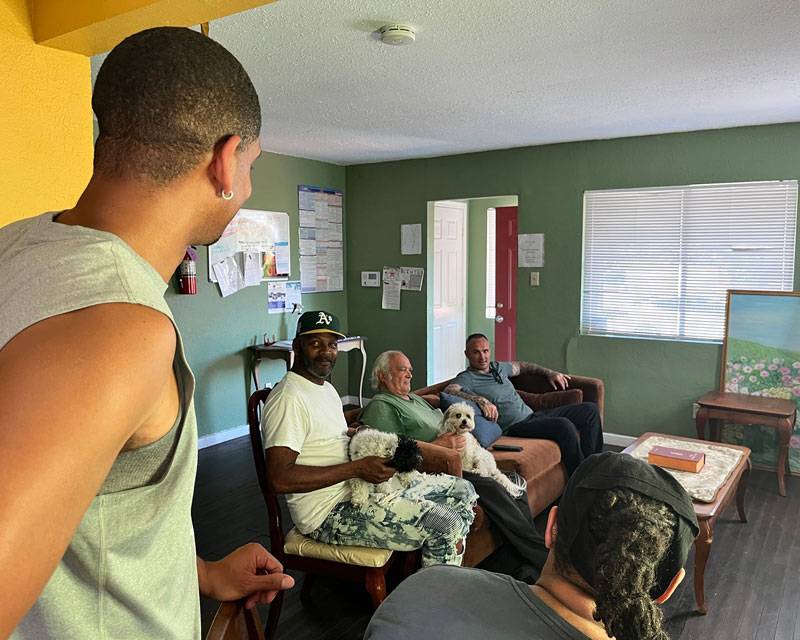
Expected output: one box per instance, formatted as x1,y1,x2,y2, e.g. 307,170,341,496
283,528,393,567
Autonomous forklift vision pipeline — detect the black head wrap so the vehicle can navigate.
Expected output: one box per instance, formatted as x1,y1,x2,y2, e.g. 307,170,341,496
556,452,699,599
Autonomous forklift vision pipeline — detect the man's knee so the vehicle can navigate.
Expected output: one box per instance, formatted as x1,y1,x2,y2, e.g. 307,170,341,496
552,418,580,444
420,504,468,538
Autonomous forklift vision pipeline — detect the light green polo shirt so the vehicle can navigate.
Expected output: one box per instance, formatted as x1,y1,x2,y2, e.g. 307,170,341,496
361,392,443,442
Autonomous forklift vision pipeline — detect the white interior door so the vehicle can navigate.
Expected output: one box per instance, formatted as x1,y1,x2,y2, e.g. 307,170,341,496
432,200,467,382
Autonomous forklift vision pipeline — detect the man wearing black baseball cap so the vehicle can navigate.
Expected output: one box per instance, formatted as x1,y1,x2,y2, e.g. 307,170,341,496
261,311,478,567
366,452,699,640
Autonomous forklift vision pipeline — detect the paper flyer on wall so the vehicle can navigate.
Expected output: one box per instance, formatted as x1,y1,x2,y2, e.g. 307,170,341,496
401,223,422,255
518,233,544,267
285,281,302,312
267,281,287,313
298,185,344,293
400,267,424,291
382,266,402,310
212,255,243,298
243,252,263,287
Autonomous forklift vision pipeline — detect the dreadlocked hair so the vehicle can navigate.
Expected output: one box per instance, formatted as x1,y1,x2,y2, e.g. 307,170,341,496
555,488,678,640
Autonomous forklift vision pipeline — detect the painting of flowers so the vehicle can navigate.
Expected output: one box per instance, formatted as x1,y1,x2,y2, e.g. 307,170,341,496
721,290,800,474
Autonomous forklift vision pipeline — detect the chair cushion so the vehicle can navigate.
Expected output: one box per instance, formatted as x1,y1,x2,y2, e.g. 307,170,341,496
439,392,503,448
283,528,393,567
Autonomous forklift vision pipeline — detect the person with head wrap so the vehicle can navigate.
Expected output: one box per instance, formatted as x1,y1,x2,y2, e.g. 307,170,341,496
365,452,699,640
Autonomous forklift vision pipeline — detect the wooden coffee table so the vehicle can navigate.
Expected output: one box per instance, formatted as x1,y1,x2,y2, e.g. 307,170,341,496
623,432,751,614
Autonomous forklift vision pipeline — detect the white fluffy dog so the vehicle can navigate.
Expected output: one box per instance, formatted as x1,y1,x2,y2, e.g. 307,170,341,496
346,428,424,509
439,402,525,498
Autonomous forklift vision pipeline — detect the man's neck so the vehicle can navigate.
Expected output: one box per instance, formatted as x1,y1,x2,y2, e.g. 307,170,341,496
291,366,326,386
56,174,203,281
530,558,608,639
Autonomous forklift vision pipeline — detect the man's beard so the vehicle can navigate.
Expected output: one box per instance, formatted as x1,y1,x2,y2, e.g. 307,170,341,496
303,353,336,379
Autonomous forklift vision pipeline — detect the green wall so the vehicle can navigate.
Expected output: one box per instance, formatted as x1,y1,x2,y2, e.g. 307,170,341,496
345,123,800,438
167,152,348,438
466,195,518,349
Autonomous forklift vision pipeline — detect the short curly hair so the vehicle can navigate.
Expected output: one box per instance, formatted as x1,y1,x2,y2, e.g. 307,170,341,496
554,487,678,640
92,27,261,184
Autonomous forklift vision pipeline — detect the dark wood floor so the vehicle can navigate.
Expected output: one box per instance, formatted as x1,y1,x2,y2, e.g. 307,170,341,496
193,436,800,640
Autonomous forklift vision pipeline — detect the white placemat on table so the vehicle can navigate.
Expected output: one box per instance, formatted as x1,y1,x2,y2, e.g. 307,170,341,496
629,436,744,503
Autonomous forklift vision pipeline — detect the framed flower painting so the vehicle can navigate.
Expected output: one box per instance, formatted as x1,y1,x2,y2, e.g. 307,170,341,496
721,290,800,474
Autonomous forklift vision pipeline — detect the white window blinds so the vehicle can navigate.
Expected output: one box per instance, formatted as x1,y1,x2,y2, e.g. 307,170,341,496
581,180,798,342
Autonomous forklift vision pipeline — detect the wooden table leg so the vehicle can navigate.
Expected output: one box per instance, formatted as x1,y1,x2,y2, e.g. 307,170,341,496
736,460,751,523
694,520,713,614
777,418,792,497
695,408,708,440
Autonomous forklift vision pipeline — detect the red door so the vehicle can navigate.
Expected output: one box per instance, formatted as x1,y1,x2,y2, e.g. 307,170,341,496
494,206,517,360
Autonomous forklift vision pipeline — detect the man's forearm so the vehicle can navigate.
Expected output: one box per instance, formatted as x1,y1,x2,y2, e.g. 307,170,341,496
271,460,360,494
442,384,488,405
512,361,555,377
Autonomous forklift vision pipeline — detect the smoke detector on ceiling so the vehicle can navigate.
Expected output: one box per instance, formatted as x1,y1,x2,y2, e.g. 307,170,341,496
379,24,416,46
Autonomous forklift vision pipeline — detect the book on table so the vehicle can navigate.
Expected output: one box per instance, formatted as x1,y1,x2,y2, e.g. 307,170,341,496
648,445,705,473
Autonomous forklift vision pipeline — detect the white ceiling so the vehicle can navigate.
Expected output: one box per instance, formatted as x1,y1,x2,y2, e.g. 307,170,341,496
98,0,800,165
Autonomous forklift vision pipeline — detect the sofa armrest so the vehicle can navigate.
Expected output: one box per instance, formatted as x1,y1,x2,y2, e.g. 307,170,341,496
518,388,583,412
416,441,463,477
512,373,604,420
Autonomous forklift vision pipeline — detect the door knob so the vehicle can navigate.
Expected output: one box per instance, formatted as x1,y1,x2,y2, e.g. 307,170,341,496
496,303,504,309
495,315,504,324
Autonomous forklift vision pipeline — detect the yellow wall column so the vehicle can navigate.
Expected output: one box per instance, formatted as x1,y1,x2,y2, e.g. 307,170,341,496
0,0,93,226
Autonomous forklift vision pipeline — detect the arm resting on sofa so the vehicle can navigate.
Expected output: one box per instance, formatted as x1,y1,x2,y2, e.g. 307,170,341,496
511,373,604,419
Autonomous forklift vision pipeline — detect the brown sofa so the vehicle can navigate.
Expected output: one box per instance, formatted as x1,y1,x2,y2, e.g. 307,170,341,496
344,372,604,568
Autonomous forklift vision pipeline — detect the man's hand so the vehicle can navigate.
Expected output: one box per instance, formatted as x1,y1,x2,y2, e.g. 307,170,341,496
547,371,571,390
432,433,467,453
476,397,499,421
198,544,295,609
355,456,395,484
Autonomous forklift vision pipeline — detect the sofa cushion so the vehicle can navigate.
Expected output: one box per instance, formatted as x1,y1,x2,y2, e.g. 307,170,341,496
283,528,393,567
439,392,503,448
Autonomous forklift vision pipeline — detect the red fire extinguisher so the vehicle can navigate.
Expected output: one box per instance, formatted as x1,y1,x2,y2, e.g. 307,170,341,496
178,247,198,295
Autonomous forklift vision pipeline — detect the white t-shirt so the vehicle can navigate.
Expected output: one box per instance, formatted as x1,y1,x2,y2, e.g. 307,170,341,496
261,372,350,534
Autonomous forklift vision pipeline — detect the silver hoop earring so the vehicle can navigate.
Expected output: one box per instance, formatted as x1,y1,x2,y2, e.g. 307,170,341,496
220,190,234,200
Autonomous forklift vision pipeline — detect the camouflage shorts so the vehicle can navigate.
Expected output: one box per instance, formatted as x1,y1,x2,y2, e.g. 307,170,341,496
310,474,477,566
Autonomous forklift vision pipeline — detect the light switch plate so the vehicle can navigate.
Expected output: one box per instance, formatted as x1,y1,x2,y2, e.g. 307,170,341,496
530,272,540,286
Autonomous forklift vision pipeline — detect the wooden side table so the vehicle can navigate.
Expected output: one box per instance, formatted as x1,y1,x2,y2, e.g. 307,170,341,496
695,390,795,496
624,432,751,615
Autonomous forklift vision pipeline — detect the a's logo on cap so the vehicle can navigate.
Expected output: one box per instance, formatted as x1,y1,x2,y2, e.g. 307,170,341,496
316,312,332,325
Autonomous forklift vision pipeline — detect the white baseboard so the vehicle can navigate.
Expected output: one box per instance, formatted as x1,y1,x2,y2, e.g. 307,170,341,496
199,395,363,450
198,424,249,449
604,432,636,448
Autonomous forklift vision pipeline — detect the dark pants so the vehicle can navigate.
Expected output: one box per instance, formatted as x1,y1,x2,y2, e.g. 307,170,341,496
506,402,604,476
464,471,548,583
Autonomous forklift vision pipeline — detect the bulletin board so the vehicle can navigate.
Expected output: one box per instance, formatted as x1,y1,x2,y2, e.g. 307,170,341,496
208,208,291,283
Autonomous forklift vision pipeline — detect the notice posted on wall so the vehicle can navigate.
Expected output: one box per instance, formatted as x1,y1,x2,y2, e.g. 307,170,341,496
400,267,424,291
298,185,344,293
382,266,402,310
518,233,544,268
267,280,302,314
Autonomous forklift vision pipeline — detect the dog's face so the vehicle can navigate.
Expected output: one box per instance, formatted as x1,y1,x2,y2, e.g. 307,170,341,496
441,403,476,435
349,428,398,460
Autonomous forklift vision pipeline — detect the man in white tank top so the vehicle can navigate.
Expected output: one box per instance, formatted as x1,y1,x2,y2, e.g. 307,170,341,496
0,27,293,639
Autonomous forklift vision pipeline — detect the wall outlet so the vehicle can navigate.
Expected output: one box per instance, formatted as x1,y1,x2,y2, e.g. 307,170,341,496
530,272,540,286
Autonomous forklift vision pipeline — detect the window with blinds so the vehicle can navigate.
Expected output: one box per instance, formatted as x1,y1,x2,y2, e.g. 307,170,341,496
581,180,798,342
